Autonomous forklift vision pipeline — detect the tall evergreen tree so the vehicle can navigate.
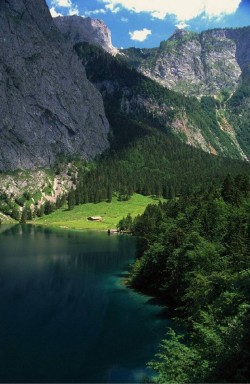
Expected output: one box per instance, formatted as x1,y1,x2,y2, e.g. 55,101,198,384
67,188,75,211
20,208,27,224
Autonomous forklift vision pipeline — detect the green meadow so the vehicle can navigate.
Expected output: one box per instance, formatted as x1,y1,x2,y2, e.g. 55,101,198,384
35,194,162,231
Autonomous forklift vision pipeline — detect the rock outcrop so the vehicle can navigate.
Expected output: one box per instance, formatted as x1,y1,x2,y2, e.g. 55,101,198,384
76,42,249,161
0,0,109,171
123,27,250,97
54,16,119,56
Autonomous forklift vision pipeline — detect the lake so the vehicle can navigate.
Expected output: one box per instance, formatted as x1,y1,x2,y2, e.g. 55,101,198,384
0,225,169,383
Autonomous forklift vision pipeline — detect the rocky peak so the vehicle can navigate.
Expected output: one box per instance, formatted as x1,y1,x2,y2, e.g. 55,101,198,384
54,15,119,56
0,0,109,171
169,28,190,41
124,26,250,97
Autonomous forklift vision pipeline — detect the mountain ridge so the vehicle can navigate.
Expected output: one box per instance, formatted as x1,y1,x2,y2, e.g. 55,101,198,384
52,16,250,160
54,15,119,56
75,41,249,161
122,26,250,97
0,6,249,172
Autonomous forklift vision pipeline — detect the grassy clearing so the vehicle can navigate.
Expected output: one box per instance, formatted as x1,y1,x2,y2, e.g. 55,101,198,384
0,212,16,225
35,194,162,231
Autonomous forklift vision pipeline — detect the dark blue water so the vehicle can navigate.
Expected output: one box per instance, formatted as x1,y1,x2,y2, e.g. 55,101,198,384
0,225,169,383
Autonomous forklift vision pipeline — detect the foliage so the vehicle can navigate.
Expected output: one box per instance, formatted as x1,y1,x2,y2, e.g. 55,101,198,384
70,132,249,208
128,175,250,382
35,194,162,231
67,188,75,210
227,65,250,156
148,329,210,383
1,42,250,223
44,201,55,215
75,42,244,159
117,213,133,231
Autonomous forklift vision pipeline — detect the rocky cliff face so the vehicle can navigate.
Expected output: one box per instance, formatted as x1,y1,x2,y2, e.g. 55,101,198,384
75,42,249,161
122,27,250,160
123,27,250,97
54,16,118,56
0,0,109,171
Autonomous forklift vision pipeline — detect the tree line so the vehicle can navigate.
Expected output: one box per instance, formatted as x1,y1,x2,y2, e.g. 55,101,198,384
122,174,250,383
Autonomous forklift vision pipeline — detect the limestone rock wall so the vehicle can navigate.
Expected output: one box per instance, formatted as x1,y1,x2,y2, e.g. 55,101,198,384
0,0,109,170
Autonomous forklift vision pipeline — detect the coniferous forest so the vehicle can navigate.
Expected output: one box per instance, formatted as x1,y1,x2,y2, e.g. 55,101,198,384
1,2,250,383
1,22,250,384
120,175,250,383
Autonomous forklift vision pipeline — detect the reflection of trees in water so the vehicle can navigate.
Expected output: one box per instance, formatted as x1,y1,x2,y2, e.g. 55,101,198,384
0,226,167,383
0,227,136,328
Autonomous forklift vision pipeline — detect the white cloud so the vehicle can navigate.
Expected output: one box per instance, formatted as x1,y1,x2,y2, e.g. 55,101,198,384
105,3,120,13
204,0,241,16
121,17,129,22
51,0,79,16
68,5,79,15
50,7,63,17
129,28,152,42
175,21,190,29
52,0,71,7
84,8,107,16
101,0,241,21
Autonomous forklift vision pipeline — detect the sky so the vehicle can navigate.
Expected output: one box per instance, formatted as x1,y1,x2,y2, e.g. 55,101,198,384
45,0,250,48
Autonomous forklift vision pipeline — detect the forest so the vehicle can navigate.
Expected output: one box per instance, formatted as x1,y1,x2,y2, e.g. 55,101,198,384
75,41,246,160
1,41,250,222
118,174,250,383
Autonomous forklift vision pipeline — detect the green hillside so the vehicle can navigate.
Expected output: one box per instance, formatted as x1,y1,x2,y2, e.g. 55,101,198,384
227,66,250,156
35,194,162,230
75,42,245,159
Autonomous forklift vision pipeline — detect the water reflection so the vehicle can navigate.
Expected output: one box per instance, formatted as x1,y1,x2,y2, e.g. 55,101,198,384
0,225,168,383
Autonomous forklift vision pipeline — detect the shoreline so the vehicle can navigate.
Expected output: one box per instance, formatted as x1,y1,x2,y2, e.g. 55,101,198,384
31,222,110,233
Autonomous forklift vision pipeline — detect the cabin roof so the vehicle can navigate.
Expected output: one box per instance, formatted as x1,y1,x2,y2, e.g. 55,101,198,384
87,216,102,220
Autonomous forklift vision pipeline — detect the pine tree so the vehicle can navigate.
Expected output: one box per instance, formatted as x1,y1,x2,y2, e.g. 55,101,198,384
26,207,33,220
107,185,113,203
67,188,75,210
221,174,235,203
44,201,53,215
20,208,27,224
11,206,20,221
36,205,44,217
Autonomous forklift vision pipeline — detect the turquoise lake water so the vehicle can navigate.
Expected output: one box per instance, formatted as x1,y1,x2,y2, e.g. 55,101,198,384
0,225,169,383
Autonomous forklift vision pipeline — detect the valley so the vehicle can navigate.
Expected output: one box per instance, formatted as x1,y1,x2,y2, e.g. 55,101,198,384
0,0,250,382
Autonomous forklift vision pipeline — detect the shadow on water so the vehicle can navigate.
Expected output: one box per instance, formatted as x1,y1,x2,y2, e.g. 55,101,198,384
145,297,166,306
153,308,172,320
0,224,170,383
109,289,130,296
115,272,130,278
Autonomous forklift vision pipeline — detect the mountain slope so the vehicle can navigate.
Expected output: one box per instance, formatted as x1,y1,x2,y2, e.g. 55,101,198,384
75,42,248,160
226,65,250,157
54,15,118,56
0,0,109,171
122,27,250,98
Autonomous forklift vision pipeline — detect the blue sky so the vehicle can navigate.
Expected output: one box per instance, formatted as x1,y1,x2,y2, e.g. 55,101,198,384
46,0,250,48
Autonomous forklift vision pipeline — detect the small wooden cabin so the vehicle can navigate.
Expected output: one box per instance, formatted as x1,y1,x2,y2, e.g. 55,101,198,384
87,216,102,221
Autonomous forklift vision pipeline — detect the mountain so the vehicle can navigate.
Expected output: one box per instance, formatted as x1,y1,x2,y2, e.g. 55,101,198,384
54,16,249,160
75,42,248,161
226,65,250,159
54,15,118,56
53,41,249,205
122,27,250,97
121,26,250,159
0,0,109,171
1,2,249,173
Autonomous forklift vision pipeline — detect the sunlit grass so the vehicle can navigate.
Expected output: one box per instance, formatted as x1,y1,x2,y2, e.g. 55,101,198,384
35,194,163,231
